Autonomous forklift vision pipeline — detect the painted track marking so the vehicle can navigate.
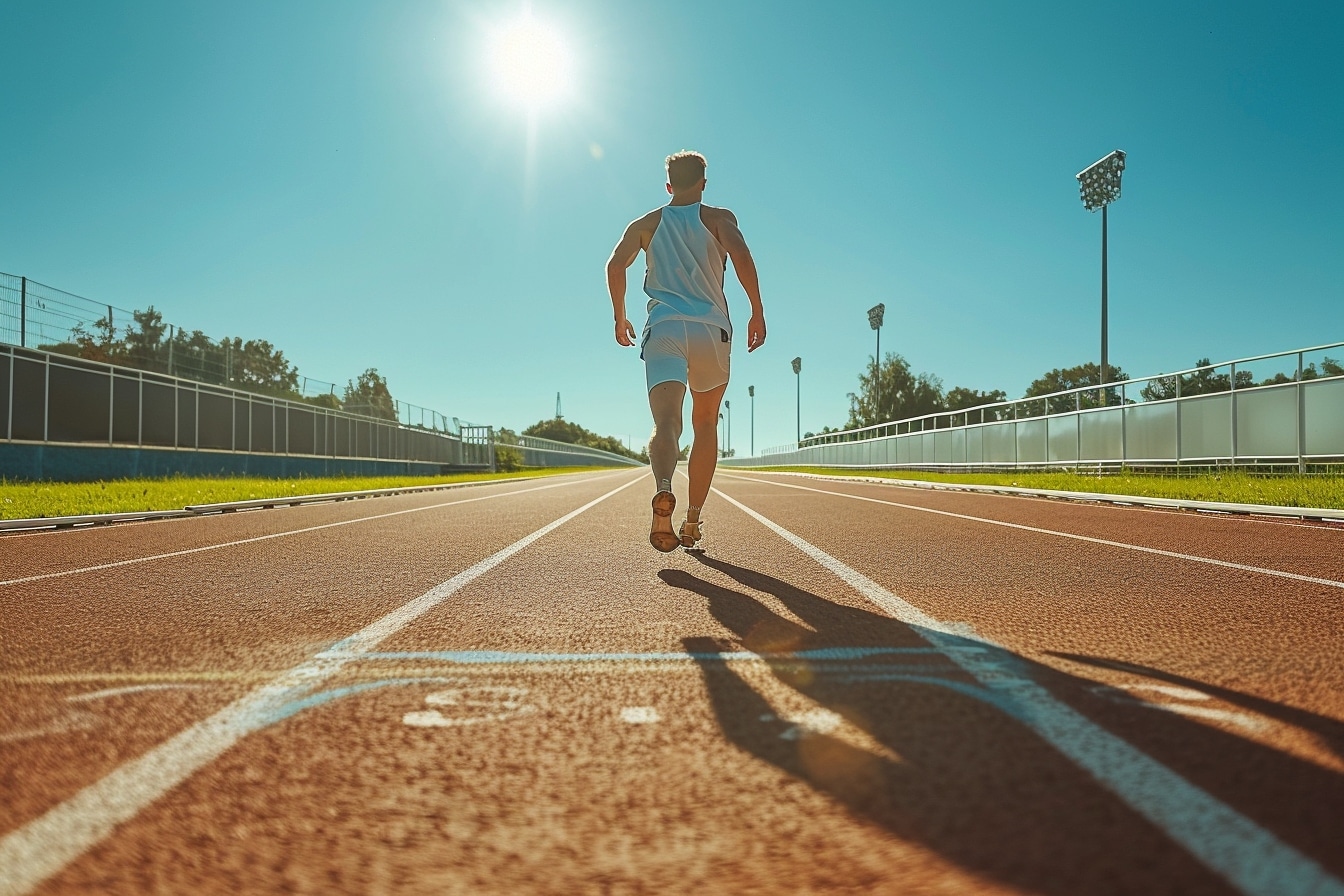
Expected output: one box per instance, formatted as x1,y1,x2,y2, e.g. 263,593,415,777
721,473,1344,591
620,706,660,724
712,483,1344,896
67,684,207,703
0,473,626,588
0,473,642,896
403,686,535,728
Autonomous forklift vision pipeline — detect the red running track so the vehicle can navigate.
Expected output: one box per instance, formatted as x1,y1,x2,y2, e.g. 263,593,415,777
2,468,1342,895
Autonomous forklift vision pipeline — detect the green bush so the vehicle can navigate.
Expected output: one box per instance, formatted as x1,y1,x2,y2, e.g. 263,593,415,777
495,445,524,472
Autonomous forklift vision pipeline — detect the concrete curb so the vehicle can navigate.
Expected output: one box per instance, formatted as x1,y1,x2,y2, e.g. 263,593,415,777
730,470,1344,523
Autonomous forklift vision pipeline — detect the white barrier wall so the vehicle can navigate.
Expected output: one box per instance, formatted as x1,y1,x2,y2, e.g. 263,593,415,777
727,377,1344,470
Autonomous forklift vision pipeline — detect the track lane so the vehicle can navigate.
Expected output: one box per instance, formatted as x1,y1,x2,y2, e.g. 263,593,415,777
717,472,1344,714
0,472,625,585
726,471,1344,583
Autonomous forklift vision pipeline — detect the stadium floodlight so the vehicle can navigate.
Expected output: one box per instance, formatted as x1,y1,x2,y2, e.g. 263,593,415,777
867,303,885,330
1076,150,1126,211
791,357,802,444
1075,149,1126,405
867,303,885,419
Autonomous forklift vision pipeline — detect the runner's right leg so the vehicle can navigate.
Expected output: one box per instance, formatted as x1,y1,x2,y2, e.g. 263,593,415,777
648,381,685,549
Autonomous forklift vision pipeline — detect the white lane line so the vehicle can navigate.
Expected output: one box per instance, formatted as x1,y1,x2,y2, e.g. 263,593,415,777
0,472,631,588
720,473,1344,591
67,684,207,703
0,474,642,896
620,706,660,724
712,485,1344,896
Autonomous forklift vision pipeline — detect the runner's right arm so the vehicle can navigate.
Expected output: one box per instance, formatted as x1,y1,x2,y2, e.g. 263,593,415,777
606,218,649,347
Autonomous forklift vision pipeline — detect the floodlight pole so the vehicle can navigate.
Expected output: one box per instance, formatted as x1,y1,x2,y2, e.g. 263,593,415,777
792,357,802,444
1076,149,1126,408
1101,203,1108,405
748,385,755,456
724,399,731,457
867,303,885,422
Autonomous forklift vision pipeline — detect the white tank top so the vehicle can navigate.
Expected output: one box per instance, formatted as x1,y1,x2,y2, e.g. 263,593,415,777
642,203,732,336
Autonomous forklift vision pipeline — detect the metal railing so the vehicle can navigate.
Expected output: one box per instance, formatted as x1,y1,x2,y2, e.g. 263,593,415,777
729,342,1344,471
0,343,490,467
0,344,643,474
507,434,643,468
0,271,462,434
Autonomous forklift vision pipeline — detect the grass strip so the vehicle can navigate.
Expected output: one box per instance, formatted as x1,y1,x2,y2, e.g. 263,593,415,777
0,467,606,520
749,467,1344,510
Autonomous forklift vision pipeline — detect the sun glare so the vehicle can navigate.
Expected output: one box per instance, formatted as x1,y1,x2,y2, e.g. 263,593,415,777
489,16,571,110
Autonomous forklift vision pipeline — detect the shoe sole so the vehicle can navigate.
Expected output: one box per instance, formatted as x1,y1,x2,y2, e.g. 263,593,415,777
650,491,678,553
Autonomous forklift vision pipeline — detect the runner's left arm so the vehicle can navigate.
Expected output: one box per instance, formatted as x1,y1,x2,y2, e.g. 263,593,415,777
716,212,767,353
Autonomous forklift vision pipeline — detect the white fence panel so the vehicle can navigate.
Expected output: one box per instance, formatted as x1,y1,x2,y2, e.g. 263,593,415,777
1235,386,1296,458
1305,379,1344,456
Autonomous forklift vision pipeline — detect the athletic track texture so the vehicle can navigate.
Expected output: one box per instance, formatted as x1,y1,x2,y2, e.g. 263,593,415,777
1,468,1342,895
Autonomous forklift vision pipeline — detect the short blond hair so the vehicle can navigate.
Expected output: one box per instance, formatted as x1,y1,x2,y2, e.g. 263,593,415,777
665,150,707,190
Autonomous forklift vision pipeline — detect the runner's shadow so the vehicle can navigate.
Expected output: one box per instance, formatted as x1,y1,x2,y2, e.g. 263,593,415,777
1048,650,1344,761
660,555,1344,894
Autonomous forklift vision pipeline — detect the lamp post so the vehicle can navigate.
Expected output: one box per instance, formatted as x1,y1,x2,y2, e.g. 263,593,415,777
748,385,755,457
724,399,731,457
718,412,724,457
867,303,885,421
791,357,802,444
1076,149,1126,407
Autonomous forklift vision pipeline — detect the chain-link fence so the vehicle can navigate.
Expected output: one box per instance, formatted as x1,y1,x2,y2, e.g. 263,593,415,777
0,270,462,433
1,271,645,479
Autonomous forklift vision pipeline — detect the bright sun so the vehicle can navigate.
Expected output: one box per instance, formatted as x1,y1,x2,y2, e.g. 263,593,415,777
489,16,571,110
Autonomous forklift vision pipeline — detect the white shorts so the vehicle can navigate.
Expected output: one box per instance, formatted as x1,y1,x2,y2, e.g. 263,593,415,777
642,319,731,393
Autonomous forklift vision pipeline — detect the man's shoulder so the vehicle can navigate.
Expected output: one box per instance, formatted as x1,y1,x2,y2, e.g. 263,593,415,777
630,207,664,231
698,202,741,231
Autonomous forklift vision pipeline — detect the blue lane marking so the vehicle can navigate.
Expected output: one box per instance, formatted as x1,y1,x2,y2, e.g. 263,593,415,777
240,646,1005,735
319,646,984,665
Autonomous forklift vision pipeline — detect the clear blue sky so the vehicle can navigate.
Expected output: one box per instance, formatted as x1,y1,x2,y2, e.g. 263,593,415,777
2,0,1340,454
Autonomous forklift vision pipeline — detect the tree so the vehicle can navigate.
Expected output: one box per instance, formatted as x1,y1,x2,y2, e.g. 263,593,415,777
223,337,300,396
1139,358,1259,401
846,352,944,428
305,392,342,410
70,315,119,364
167,328,222,382
1024,362,1129,411
944,386,1009,422
1139,375,1179,402
493,427,524,471
123,307,169,372
522,418,646,462
344,368,397,421
1254,356,1344,385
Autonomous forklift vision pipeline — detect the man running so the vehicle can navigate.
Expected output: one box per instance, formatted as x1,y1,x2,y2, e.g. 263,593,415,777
605,150,767,552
